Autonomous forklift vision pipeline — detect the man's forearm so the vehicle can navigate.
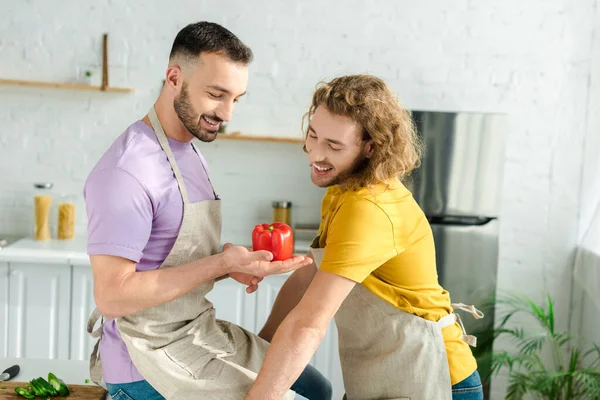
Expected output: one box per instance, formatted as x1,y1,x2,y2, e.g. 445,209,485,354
97,253,227,318
258,264,317,342
249,270,355,400
247,316,325,400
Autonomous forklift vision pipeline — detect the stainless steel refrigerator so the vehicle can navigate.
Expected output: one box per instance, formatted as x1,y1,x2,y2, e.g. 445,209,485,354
405,111,506,399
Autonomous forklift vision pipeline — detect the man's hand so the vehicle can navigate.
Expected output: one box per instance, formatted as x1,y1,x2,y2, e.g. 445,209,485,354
229,272,263,294
221,243,312,277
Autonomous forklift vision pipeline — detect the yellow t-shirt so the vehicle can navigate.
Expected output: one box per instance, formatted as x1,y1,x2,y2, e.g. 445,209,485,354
315,179,477,385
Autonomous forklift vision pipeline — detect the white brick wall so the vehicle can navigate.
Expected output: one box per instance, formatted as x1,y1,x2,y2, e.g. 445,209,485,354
574,0,600,369
579,4,600,249
1,1,598,397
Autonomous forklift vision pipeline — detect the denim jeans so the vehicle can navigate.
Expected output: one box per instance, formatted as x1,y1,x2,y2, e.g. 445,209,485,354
106,363,332,400
452,370,484,400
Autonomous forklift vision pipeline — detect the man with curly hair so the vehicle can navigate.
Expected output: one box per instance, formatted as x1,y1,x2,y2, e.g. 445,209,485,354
247,75,485,400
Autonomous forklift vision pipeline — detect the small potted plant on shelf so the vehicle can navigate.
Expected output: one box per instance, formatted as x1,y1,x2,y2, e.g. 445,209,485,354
487,291,600,399
83,70,93,85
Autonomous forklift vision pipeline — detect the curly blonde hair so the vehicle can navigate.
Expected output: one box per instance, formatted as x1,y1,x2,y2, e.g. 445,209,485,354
302,74,423,191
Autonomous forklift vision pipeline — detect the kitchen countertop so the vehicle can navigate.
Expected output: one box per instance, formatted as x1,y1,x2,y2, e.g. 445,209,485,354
0,234,23,250
0,357,111,399
0,237,313,265
0,237,91,265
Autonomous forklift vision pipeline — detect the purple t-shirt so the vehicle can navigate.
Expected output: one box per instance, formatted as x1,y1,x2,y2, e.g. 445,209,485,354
84,120,216,384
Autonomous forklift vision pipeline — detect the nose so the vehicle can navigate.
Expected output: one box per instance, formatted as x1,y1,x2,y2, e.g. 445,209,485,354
307,144,326,163
215,100,234,122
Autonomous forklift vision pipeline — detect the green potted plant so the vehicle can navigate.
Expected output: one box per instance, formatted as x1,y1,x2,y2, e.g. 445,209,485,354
488,292,600,399
83,70,93,85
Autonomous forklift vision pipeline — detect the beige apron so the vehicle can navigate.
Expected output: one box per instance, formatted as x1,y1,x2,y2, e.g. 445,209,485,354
87,106,295,400
308,247,483,400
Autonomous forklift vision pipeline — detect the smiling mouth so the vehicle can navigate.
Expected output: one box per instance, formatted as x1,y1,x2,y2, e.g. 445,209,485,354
202,115,221,129
313,164,333,175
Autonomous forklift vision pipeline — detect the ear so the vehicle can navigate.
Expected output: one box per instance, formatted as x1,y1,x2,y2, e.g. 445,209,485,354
165,65,184,92
364,140,375,158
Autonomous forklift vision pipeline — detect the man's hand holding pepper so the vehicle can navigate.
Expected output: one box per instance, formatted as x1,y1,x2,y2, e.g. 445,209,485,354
220,243,312,281
228,271,263,294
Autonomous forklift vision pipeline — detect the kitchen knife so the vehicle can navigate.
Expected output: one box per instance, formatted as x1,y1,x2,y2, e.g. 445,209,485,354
0,364,20,382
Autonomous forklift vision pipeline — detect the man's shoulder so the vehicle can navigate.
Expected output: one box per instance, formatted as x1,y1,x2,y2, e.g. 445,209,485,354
86,120,159,183
343,180,412,205
333,180,413,222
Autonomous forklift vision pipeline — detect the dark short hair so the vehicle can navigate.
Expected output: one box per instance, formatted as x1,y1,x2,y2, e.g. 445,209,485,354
169,21,253,64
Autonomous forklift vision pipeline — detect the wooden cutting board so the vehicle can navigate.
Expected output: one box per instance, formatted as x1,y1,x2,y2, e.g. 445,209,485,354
0,381,107,399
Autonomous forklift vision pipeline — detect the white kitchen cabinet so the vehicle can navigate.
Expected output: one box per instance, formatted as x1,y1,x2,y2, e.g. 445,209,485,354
255,275,346,399
7,262,72,359
69,265,97,361
206,278,258,333
255,275,289,333
0,262,8,358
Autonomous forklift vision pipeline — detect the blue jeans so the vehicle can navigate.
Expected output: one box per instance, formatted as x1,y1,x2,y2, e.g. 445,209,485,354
106,363,332,400
452,370,483,400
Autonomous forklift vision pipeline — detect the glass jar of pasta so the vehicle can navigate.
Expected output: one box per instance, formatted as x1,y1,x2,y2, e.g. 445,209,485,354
272,201,292,225
57,193,76,240
33,183,54,241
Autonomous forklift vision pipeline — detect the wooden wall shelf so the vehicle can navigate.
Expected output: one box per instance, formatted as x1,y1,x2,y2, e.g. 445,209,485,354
0,33,134,94
217,132,304,144
0,78,134,93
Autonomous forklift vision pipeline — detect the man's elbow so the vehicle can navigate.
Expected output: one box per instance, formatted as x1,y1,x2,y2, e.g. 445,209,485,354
95,299,122,319
286,315,328,346
94,287,126,319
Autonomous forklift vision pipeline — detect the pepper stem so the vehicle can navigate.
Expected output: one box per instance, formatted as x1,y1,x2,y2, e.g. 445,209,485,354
268,225,274,232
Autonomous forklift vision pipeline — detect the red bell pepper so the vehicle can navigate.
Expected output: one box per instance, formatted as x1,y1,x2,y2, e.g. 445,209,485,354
252,222,294,261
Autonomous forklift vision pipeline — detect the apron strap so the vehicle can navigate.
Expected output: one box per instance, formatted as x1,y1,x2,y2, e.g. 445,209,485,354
86,307,105,386
89,338,103,386
437,303,485,347
148,106,191,204
191,143,219,200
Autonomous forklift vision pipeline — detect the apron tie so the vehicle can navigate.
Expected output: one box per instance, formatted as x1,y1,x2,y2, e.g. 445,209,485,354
437,303,484,347
87,308,105,338
451,302,484,319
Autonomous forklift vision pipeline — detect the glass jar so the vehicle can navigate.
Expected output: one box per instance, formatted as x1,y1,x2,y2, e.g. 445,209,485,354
272,201,292,226
33,183,54,241
57,194,76,240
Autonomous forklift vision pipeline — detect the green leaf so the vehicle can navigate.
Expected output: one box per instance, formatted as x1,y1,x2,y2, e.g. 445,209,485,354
506,373,528,400
584,344,600,368
565,347,583,398
572,369,600,396
545,293,555,334
497,327,527,345
496,309,518,331
525,295,550,330
553,332,572,347
519,332,548,355
528,370,570,395
568,348,582,371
